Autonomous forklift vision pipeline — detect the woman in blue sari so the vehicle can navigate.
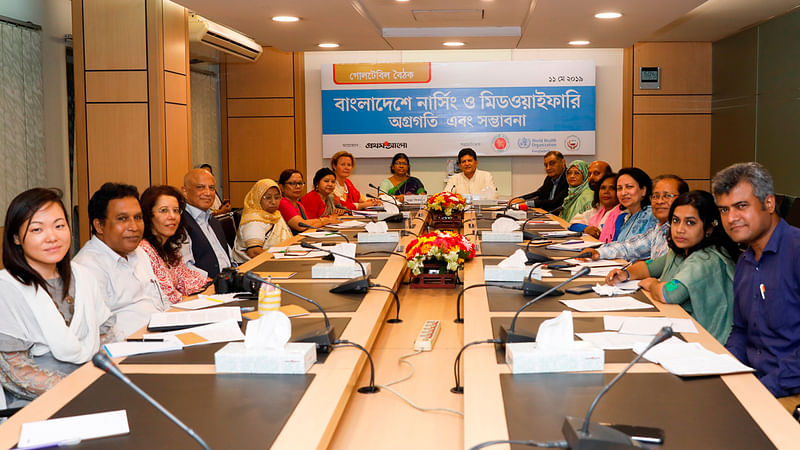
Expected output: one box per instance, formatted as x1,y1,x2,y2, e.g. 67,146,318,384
378,153,426,202
613,167,658,241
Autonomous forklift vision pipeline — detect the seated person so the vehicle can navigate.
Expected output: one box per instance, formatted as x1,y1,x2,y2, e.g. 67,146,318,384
510,150,567,211
587,160,613,190
560,160,595,222
590,174,688,260
180,168,232,278
0,188,115,406
139,186,209,306
301,168,347,219
610,167,658,242
278,169,339,235
199,163,230,215
378,152,426,202
607,191,739,343
569,172,620,241
233,179,293,263
713,162,800,403
330,151,382,210
74,183,163,338
444,148,497,199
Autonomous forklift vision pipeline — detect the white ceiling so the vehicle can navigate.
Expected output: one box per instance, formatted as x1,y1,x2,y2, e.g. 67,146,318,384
175,0,800,52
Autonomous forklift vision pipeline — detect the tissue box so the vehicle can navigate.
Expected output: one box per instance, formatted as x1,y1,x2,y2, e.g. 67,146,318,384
357,231,400,243
311,263,371,278
215,342,316,374
484,265,529,282
481,231,523,242
505,341,604,374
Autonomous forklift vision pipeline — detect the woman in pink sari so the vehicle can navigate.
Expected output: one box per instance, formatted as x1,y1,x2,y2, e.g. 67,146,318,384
568,173,621,243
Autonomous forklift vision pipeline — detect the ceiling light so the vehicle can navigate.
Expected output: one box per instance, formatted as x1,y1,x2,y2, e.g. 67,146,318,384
569,40,590,46
318,43,340,48
395,0,410,2
594,12,622,19
443,41,465,47
272,16,299,22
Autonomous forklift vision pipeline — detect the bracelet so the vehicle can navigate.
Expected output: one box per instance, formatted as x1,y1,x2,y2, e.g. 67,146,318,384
623,269,630,281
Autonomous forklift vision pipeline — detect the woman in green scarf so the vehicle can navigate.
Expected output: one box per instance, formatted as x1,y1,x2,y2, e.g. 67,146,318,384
606,190,740,343
559,160,594,221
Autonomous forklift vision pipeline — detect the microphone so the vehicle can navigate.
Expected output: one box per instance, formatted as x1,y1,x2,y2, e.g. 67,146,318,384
297,222,350,243
366,191,403,222
548,204,565,215
244,272,337,352
562,326,674,449
499,266,591,344
522,251,593,296
299,241,369,293
92,352,211,450
520,217,548,243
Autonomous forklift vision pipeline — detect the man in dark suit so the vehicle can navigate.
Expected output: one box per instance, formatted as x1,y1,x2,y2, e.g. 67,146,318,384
180,168,232,278
510,150,568,212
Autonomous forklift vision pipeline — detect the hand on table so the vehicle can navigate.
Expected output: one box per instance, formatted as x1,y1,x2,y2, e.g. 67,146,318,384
583,226,601,239
605,268,629,286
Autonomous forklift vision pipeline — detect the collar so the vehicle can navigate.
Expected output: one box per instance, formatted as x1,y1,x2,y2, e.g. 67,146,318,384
185,203,211,222
741,218,785,264
88,235,135,264
550,170,565,183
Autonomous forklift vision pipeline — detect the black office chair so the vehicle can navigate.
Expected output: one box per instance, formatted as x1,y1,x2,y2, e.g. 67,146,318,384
214,212,237,248
774,194,787,218
784,197,800,228
232,208,243,228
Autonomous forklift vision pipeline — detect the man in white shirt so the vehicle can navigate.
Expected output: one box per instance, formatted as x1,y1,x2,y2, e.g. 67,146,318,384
74,183,163,338
444,148,497,199
180,168,232,278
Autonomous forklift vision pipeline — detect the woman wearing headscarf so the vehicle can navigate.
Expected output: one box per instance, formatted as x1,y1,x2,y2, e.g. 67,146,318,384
559,160,594,222
232,179,293,263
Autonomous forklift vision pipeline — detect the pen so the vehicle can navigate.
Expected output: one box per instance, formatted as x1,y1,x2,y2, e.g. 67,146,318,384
760,283,766,300
240,306,256,312
126,338,165,342
562,240,584,245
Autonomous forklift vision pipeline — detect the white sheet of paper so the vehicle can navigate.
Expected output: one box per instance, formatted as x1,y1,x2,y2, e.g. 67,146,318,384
174,293,248,310
633,338,754,376
560,296,653,312
17,410,129,449
541,230,581,238
575,331,655,350
148,307,241,330
271,250,329,259
327,220,366,229
564,259,624,268
603,316,698,335
569,266,618,277
547,241,603,251
103,335,184,357
143,320,245,346
299,231,340,238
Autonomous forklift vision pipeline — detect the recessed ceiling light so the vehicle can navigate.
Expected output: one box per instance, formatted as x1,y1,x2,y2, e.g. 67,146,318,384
272,16,299,22
443,41,465,47
318,43,340,48
569,40,590,46
395,0,410,2
594,12,622,19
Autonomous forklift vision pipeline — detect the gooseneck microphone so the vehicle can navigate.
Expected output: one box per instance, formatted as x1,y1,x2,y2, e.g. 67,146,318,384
562,326,674,449
500,266,591,344
522,251,593,296
366,190,404,222
92,352,211,450
297,222,350,243
244,272,337,352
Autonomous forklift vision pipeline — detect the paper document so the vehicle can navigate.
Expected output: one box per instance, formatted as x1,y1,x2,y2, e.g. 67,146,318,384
576,331,655,350
18,410,129,449
300,231,341,238
547,241,603,251
560,296,653,312
592,281,641,296
148,306,242,331
144,320,245,346
103,336,184,357
564,259,624,268
327,220,366,229
541,230,582,238
633,338,754,376
174,292,250,310
518,220,560,226
569,266,618,277
603,316,698,335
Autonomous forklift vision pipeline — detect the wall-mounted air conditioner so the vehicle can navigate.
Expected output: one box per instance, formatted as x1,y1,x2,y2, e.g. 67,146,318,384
188,14,262,62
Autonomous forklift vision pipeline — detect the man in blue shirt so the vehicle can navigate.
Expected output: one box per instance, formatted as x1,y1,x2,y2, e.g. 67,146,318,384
713,162,800,409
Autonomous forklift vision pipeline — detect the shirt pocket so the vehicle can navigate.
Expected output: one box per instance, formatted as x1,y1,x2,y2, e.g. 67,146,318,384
763,277,800,331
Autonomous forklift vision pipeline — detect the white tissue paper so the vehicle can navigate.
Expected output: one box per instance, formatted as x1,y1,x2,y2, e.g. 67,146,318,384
365,221,389,233
492,217,521,233
497,249,528,269
215,311,316,374
332,242,358,266
483,217,523,242
506,311,604,373
592,281,640,297
485,249,531,281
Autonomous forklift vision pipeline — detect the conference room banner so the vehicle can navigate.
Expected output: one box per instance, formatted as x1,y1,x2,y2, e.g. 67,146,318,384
321,60,596,158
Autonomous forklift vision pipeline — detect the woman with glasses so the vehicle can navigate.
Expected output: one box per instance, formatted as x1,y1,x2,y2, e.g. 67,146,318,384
233,179,293,263
611,167,659,242
278,169,339,234
331,151,382,210
378,153,426,202
139,185,209,306
606,191,739,343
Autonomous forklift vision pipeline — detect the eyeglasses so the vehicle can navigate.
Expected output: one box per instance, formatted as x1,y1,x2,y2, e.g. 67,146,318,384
393,161,409,166
155,207,182,215
651,193,677,201
285,181,306,187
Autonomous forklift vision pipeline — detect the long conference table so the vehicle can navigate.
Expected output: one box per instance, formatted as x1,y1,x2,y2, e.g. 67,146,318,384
0,208,798,449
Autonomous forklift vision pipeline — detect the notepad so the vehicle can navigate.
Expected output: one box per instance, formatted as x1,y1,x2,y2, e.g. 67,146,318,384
147,306,242,331
17,410,129,449
633,338,754,376
143,320,245,347
560,296,653,312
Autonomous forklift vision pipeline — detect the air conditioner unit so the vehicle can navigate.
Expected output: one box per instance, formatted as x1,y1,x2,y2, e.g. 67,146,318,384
188,14,262,62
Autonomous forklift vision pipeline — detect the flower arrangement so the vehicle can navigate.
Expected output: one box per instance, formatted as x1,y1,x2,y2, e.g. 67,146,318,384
426,192,466,217
405,230,476,275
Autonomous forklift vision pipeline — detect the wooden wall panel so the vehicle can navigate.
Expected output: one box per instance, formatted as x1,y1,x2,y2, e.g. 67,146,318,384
633,95,711,114
632,115,710,179
633,42,711,95
622,46,633,167
83,0,147,70
164,72,187,104
85,71,148,103
228,182,254,209
165,103,190,187
687,180,711,191
228,117,295,182
162,0,187,75
86,104,151,195
227,98,294,117
225,48,294,98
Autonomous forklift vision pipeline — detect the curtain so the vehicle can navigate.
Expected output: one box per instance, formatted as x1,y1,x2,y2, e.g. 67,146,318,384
0,21,44,223
190,69,222,194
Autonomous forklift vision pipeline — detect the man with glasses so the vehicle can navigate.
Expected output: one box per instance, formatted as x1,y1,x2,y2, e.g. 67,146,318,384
590,174,688,261
180,168,232,278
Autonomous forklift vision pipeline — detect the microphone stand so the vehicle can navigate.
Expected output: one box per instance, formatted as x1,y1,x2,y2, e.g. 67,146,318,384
366,189,404,222
562,327,674,449
521,250,594,296
499,267,591,344
92,353,211,450
244,272,337,352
